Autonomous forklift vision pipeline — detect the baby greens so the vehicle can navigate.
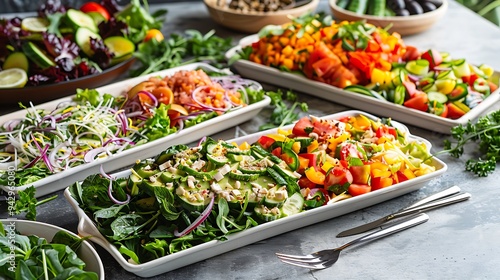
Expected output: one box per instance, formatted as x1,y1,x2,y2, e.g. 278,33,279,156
0,223,97,279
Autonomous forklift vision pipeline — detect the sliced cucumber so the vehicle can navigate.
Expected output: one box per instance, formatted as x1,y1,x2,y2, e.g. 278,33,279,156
264,186,288,208
427,91,448,104
254,205,280,222
87,11,107,26
22,42,55,69
65,9,98,33
103,36,135,65
228,170,259,182
75,27,102,57
3,52,29,72
280,192,304,217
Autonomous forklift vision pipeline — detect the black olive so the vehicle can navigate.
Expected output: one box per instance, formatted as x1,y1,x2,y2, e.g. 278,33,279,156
395,9,411,16
417,0,443,8
406,1,424,15
388,0,405,11
420,2,437,12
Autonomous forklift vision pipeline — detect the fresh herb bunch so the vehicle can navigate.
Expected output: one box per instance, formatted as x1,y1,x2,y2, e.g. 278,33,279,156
130,29,233,76
11,186,58,220
259,89,309,131
440,110,500,176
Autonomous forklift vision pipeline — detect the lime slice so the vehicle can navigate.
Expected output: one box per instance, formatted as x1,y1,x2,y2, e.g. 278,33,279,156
0,68,28,89
21,17,49,33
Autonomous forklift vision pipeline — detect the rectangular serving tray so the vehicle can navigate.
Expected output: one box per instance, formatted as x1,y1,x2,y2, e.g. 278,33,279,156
225,35,500,134
64,110,447,278
0,62,270,197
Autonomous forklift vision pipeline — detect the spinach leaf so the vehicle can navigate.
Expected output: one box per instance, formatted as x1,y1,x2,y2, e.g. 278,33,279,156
216,198,230,234
110,213,145,241
153,186,181,221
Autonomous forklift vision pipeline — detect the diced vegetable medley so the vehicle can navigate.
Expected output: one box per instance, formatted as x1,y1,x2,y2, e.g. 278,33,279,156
70,113,437,264
236,13,499,119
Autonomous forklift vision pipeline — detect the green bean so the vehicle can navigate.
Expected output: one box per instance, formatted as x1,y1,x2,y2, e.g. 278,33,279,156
347,0,368,15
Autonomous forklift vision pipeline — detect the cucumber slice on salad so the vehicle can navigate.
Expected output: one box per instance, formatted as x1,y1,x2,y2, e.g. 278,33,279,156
427,91,448,104
103,36,135,65
75,27,102,57
280,192,304,217
65,9,98,33
22,42,55,69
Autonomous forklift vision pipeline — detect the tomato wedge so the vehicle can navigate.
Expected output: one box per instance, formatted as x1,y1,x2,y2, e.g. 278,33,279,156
404,91,428,112
348,183,372,197
80,2,110,20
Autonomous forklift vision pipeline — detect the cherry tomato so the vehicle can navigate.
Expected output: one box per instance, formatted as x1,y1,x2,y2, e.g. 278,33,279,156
348,183,372,197
292,117,314,137
144,29,164,42
80,2,110,20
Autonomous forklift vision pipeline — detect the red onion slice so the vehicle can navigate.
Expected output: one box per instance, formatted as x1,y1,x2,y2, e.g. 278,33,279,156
174,194,214,237
100,165,130,205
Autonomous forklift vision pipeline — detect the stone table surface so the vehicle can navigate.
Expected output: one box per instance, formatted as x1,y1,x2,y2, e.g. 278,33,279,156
1,0,500,279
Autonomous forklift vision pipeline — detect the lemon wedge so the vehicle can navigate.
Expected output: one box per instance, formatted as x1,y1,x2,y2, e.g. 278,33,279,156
21,17,49,33
0,68,28,89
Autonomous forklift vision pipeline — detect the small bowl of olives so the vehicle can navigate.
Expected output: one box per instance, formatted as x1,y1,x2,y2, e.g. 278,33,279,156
204,0,320,33
329,0,448,35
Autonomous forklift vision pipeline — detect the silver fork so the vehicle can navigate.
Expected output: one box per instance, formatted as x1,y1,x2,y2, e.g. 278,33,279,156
275,213,429,269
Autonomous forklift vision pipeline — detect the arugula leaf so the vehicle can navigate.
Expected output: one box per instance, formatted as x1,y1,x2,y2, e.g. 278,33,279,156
439,110,500,176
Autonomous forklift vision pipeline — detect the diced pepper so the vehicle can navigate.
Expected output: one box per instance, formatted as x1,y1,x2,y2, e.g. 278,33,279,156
305,167,326,185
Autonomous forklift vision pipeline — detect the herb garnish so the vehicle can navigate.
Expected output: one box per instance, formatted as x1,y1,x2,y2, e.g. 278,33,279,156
259,89,309,130
438,110,500,177
12,186,58,221
130,29,233,76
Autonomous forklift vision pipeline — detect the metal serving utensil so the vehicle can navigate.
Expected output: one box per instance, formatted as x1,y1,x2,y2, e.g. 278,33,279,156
276,213,429,270
336,186,469,237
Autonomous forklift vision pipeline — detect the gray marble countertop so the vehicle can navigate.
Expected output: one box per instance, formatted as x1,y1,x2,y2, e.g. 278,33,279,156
2,1,500,279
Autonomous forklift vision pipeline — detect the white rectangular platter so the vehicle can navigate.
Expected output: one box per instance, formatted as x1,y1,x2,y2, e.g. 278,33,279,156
64,110,447,278
0,62,270,197
225,35,500,134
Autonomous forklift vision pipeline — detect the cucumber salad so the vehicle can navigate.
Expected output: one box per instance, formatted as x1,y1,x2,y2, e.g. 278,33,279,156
69,113,437,264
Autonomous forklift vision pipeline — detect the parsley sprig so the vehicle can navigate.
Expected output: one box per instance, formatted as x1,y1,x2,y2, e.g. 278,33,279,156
12,186,58,220
439,110,500,177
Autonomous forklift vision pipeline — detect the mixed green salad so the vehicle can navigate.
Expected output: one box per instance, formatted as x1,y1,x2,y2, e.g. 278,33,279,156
0,0,165,89
0,222,98,279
